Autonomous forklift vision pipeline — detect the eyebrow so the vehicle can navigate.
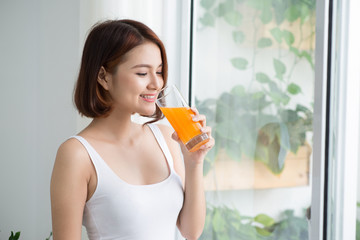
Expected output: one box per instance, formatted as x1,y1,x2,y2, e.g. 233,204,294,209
131,63,163,69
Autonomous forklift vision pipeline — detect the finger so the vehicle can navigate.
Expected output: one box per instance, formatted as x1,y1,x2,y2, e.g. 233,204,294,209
171,131,180,141
199,137,215,150
200,126,212,135
192,114,207,127
192,114,206,122
190,107,199,115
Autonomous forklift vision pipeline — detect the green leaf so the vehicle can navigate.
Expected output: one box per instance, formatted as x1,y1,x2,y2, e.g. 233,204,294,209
270,27,283,44
285,5,301,22
254,123,281,173
296,104,311,113
254,213,275,227
260,7,272,24
251,91,265,99
230,85,246,96
287,121,307,153
300,3,311,24
257,37,272,48
212,209,226,233
256,72,271,83
200,0,216,10
9,231,21,240
268,91,290,106
272,1,287,24
301,50,314,68
200,12,215,27
273,58,286,80
287,83,301,95
232,31,245,44
290,46,300,57
280,110,300,122
231,57,248,70
224,11,243,26
282,30,295,46
45,232,53,240
255,226,272,236
213,1,233,17
246,0,266,10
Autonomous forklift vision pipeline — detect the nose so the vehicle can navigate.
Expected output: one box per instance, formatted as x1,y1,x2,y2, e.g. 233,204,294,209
149,72,163,90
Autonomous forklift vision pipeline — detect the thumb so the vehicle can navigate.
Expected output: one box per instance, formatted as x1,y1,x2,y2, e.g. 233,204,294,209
171,132,189,153
171,131,180,142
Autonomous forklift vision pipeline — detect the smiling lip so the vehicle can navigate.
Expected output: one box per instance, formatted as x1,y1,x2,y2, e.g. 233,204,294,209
140,94,157,102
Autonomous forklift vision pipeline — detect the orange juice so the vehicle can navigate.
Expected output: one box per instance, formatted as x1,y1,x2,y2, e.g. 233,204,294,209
160,107,209,151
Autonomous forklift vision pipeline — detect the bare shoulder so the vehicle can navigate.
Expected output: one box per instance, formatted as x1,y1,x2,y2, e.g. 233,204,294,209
56,138,89,163
53,138,92,176
51,138,92,239
51,137,93,199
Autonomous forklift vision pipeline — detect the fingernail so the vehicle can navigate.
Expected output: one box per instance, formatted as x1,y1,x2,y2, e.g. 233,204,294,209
192,116,198,121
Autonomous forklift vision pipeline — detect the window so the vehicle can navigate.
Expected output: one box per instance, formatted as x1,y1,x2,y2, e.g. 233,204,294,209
191,0,316,239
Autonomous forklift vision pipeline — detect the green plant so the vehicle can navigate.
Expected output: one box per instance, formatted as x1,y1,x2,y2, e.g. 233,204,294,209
197,0,315,175
45,232,53,240
199,205,309,240
8,231,20,240
7,231,52,240
197,85,313,175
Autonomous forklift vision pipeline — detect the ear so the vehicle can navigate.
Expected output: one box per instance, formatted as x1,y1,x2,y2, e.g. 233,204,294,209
97,66,110,90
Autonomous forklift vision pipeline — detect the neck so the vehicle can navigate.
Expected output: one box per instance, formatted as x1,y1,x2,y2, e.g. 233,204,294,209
87,109,141,144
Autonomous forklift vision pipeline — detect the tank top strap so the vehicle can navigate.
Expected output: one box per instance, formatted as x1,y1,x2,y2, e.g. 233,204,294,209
69,135,103,172
147,124,175,171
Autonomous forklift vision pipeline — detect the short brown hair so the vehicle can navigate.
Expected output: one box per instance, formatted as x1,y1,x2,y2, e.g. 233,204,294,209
74,19,168,121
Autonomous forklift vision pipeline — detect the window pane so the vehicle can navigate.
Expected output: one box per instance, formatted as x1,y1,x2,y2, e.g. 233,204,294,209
192,1,316,239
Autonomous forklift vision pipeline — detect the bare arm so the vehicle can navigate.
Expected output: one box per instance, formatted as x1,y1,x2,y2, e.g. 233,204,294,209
158,109,215,240
50,139,92,240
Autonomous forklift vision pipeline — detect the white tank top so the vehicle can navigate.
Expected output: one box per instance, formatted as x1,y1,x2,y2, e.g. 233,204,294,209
71,124,184,240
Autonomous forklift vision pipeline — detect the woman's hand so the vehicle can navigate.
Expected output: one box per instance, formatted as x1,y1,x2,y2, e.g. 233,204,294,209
171,107,215,164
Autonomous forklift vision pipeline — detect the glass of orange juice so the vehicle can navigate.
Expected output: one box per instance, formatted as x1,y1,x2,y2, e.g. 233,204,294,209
156,84,210,152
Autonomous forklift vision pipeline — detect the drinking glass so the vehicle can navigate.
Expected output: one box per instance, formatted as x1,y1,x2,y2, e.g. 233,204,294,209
156,84,210,152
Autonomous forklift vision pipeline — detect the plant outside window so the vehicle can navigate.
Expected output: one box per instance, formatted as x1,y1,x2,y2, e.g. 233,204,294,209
193,0,316,239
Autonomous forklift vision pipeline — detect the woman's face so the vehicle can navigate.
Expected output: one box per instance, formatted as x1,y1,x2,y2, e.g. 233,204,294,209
104,41,164,116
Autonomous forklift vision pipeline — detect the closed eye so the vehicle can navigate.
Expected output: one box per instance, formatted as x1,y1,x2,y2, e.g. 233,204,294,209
136,73,147,76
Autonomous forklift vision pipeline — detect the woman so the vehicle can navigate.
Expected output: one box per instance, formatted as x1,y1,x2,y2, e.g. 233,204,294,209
50,19,214,240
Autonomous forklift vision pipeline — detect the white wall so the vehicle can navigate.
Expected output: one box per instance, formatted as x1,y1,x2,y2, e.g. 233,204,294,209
0,0,80,239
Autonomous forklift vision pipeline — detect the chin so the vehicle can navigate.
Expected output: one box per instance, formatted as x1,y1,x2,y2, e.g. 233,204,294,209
138,107,157,117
